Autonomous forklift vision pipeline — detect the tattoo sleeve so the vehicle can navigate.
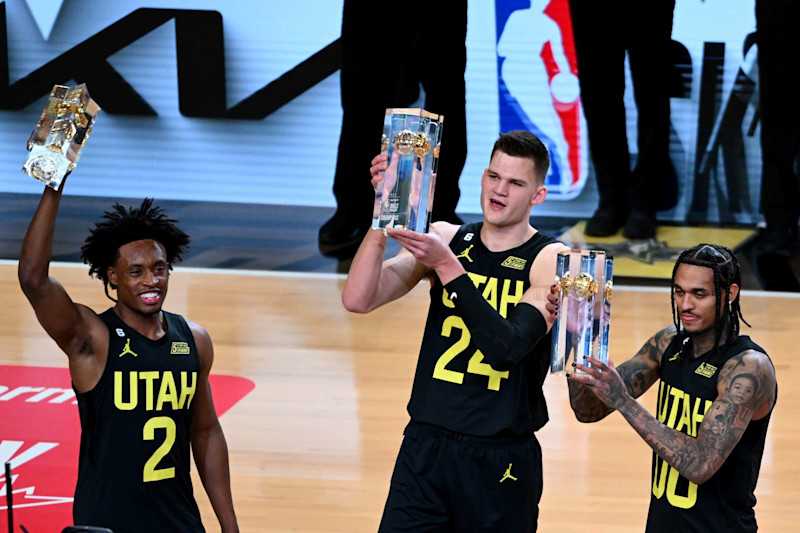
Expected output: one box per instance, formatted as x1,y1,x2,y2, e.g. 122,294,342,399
568,326,672,422
615,349,776,485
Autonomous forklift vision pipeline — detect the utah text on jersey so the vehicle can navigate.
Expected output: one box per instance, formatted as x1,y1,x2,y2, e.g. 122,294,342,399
652,381,713,509
114,371,198,412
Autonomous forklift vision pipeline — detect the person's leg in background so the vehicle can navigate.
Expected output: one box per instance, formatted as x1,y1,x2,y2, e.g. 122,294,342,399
624,0,676,239
321,1,413,250
419,0,468,225
568,0,632,237
754,0,800,290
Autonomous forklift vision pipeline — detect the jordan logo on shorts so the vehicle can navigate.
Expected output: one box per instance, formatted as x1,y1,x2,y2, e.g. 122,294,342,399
456,245,474,263
499,463,518,483
118,338,138,358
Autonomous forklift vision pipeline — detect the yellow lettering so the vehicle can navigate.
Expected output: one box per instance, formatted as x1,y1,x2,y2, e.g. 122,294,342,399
143,416,177,482
178,371,198,409
656,382,670,423
666,387,684,428
652,456,668,498
442,289,455,309
674,391,692,433
467,272,487,289
466,350,509,391
114,371,138,410
156,372,179,411
138,371,159,411
499,279,524,318
666,466,698,508
690,397,710,437
482,277,498,311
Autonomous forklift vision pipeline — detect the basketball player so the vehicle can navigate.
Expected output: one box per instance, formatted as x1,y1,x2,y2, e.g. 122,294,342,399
343,130,567,531
18,179,239,532
567,244,777,532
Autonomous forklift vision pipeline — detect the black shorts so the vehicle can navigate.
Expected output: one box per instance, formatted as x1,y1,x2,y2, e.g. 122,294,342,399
378,421,543,532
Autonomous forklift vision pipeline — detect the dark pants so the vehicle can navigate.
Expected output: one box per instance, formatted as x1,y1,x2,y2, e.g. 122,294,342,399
379,422,543,533
568,0,675,215
757,0,800,228
333,0,467,225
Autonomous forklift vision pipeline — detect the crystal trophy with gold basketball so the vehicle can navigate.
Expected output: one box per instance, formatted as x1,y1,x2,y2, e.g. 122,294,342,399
22,84,101,189
550,249,614,374
372,108,443,233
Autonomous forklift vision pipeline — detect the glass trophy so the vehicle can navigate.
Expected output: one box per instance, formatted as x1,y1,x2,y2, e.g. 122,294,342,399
550,249,614,375
372,108,443,233
22,84,101,189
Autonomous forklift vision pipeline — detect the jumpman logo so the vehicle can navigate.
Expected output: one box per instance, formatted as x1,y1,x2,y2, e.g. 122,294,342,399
118,338,138,358
499,463,518,483
456,245,474,263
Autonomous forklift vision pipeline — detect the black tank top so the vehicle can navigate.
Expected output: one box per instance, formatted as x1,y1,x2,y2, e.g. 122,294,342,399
645,335,775,532
73,309,205,533
406,222,558,437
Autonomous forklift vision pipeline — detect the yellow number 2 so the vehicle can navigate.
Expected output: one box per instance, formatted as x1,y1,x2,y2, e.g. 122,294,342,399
433,316,509,391
143,416,177,482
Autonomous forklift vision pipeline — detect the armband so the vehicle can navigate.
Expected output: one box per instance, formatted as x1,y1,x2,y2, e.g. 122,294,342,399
444,274,548,370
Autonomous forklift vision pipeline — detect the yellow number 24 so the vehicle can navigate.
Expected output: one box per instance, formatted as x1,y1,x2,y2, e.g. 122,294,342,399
433,315,509,391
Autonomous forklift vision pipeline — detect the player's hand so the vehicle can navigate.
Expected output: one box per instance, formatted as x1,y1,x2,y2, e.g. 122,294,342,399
370,154,387,190
544,284,560,325
568,357,630,410
387,225,455,272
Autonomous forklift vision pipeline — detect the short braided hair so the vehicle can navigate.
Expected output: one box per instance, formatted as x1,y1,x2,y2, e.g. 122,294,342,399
670,244,750,358
80,198,190,301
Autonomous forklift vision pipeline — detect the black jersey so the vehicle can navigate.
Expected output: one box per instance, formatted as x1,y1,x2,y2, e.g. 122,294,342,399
406,222,557,437
73,309,205,533
645,335,775,533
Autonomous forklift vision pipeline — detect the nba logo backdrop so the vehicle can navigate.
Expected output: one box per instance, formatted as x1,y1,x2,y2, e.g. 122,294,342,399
494,0,587,200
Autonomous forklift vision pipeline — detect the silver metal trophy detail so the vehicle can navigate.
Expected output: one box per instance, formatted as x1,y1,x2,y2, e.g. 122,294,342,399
22,84,101,189
373,108,443,233
550,249,614,374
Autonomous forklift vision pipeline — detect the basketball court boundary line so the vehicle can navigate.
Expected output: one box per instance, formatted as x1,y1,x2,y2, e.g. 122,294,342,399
2,260,798,298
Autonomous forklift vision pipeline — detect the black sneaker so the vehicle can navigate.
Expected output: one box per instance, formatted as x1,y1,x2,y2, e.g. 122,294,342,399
318,210,370,249
755,224,799,257
622,210,657,240
585,208,627,237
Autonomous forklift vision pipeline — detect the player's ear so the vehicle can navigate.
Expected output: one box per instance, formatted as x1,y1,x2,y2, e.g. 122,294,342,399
531,184,547,206
107,266,118,289
728,283,740,303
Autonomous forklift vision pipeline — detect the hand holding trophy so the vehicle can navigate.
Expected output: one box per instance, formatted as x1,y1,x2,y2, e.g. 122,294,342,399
550,249,614,374
372,108,443,233
22,84,101,188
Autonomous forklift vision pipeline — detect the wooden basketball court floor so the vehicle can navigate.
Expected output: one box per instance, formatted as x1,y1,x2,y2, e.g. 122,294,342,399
1,262,798,532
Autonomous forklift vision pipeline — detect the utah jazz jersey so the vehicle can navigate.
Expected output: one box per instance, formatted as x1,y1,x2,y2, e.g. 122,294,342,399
646,335,775,532
407,222,557,437
73,309,204,532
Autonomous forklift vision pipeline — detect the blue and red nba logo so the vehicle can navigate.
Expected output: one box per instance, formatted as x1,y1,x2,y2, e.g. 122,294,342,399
495,0,587,199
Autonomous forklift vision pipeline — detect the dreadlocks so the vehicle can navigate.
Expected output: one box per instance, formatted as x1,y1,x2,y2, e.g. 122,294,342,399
80,198,191,301
670,244,750,359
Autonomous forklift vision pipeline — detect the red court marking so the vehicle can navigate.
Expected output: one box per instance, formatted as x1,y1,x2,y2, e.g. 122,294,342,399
0,365,254,531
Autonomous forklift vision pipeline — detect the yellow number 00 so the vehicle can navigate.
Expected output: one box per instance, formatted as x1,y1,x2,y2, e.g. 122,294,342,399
143,416,177,482
433,316,509,391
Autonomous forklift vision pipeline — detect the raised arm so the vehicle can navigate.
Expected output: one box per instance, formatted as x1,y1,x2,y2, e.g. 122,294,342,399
189,322,239,532
341,230,431,313
341,154,434,313
572,349,776,484
568,326,674,422
18,181,107,390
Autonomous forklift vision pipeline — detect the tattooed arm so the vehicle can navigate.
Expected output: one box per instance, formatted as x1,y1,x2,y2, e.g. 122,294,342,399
571,349,776,484
568,326,675,422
